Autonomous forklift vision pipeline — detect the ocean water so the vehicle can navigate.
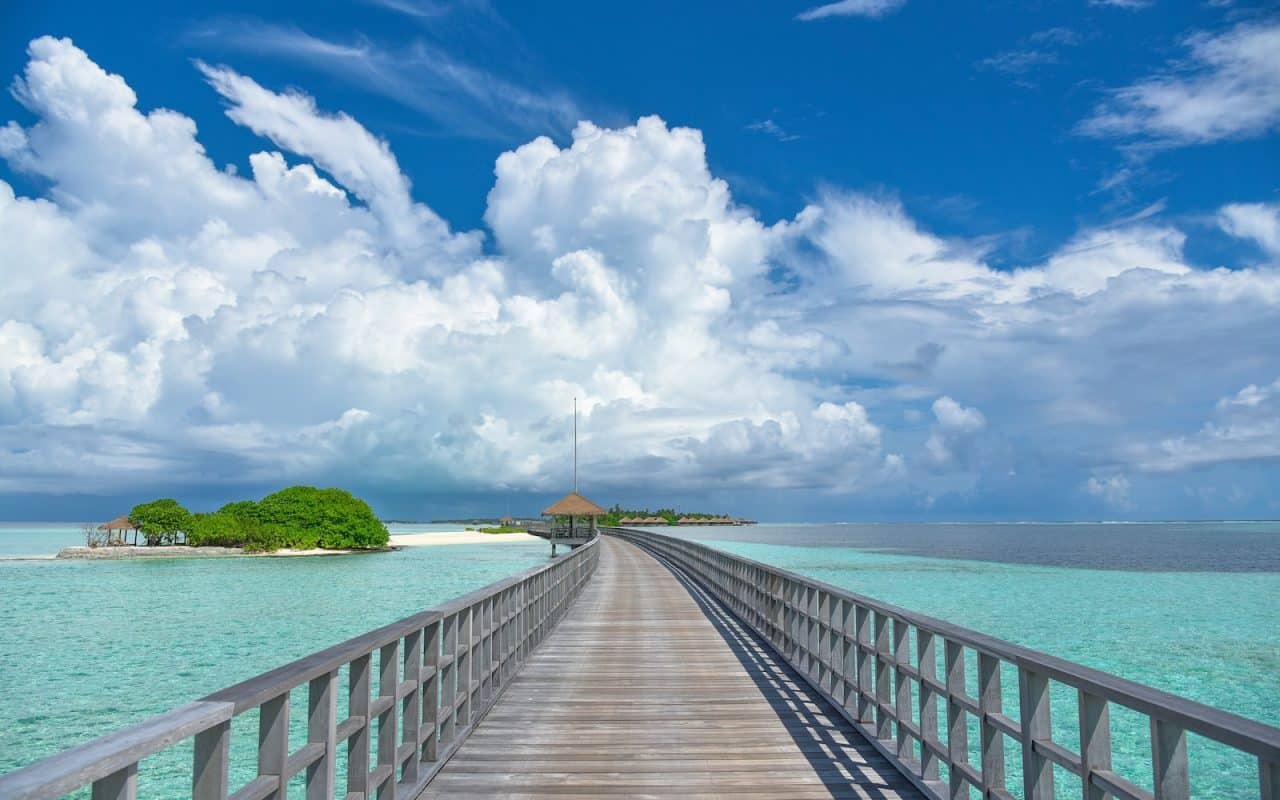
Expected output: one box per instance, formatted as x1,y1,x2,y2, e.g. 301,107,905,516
658,522,1280,799
0,523,549,793
1,522,1276,797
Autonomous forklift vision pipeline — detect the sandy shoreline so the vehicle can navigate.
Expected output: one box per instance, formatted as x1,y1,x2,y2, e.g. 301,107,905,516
390,531,541,546
55,545,392,560
46,530,541,559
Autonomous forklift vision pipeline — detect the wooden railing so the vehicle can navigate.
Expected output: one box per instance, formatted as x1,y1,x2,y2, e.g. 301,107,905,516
0,539,598,800
606,527,1280,800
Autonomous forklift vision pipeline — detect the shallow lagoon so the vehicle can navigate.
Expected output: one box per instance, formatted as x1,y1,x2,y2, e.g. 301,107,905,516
0,523,549,788
1,521,1276,798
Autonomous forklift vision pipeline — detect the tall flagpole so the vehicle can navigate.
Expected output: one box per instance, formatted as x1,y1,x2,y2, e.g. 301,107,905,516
573,397,578,493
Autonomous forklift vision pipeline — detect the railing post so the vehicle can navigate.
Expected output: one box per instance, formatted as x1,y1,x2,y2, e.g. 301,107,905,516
1019,665,1054,800
347,654,371,799
440,613,458,747
1151,719,1190,800
978,653,1006,796
1262,758,1279,800
855,605,872,724
91,764,137,800
422,620,441,762
376,640,399,799
945,640,968,800
1079,691,1111,800
917,630,940,782
192,720,230,800
840,599,855,712
874,611,892,741
894,618,912,764
307,670,337,799
400,627,423,786
258,693,289,799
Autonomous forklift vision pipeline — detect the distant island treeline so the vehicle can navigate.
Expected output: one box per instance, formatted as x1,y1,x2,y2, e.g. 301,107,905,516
96,487,389,553
424,505,754,527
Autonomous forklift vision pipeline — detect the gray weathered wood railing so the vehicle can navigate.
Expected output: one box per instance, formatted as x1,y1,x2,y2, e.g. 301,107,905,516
0,539,598,800
606,527,1280,800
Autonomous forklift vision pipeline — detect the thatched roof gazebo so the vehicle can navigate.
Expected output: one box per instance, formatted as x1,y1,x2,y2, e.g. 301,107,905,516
542,492,606,554
99,515,140,545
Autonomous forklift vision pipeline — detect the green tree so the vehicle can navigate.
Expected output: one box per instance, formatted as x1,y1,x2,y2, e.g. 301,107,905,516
129,499,191,546
252,486,388,549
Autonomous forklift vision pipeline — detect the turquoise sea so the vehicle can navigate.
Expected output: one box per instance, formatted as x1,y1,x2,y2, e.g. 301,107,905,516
1,521,1276,798
659,522,1280,799
0,523,549,793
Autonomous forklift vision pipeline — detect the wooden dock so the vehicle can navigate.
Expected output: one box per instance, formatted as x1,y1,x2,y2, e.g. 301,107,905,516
420,535,920,799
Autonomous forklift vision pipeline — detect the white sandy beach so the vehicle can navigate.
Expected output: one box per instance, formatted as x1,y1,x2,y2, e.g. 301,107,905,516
390,530,541,546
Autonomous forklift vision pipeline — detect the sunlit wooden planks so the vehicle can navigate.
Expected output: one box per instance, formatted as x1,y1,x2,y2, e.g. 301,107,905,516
420,536,920,799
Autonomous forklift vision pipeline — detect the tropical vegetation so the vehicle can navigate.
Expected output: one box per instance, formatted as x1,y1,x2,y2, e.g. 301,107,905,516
473,525,527,534
129,487,389,552
598,506,731,526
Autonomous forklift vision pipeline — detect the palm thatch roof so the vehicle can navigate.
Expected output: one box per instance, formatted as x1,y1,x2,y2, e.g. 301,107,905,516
98,515,137,531
542,492,606,517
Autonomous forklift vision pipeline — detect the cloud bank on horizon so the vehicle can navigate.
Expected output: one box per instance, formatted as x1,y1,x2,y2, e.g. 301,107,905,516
1,35,1278,518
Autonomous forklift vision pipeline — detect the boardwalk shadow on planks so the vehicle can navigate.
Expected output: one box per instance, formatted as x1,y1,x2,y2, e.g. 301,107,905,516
643,548,910,800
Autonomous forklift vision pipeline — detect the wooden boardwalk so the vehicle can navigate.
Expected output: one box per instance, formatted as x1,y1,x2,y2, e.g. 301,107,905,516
421,535,922,799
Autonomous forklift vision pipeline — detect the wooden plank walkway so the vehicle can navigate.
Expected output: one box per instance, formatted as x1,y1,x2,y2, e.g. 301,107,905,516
420,535,922,799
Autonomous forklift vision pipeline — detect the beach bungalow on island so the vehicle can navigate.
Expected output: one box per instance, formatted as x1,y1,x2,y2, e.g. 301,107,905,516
542,492,606,555
98,515,140,546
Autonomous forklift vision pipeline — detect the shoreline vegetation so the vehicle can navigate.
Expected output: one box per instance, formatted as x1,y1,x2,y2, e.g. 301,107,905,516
76,486,391,555
599,506,755,526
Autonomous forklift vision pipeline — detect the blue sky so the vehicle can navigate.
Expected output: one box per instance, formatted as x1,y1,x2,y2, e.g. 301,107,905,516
0,0,1278,521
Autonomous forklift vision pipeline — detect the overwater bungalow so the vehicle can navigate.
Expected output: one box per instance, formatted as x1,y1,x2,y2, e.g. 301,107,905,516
542,492,606,554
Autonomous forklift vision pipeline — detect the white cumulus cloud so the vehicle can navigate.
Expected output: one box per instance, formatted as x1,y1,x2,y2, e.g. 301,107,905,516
1,35,1279,517
1080,21,1280,145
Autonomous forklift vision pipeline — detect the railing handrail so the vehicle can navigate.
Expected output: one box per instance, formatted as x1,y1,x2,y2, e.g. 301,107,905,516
605,526,1280,799
200,550,570,714
0,538,600,800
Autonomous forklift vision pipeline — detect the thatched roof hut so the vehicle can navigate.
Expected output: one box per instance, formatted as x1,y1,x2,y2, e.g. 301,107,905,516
542,492,607,517
98,514,140,545
542,492,606,553
98,515,137,532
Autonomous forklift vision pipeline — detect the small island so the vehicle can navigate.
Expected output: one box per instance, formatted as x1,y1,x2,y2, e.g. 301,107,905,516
58,486,391,559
